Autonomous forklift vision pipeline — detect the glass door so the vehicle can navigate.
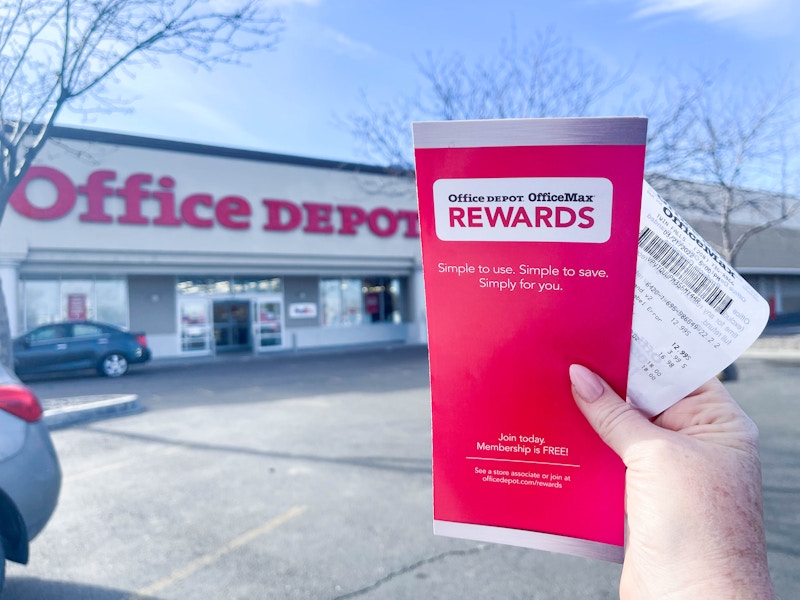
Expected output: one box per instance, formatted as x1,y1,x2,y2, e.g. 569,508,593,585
254,298,283,350
213,300,252,353
179,298,212,354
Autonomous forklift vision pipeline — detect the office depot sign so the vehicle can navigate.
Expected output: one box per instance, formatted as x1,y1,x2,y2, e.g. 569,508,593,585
9,166,420,239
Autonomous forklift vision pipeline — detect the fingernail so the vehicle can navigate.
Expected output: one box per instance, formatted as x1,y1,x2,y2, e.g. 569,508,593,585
569,364,604,403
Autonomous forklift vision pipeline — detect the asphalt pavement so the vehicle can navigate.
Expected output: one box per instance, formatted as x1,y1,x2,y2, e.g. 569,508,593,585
39,332,800,430
36,344,415,428
13,338,799,598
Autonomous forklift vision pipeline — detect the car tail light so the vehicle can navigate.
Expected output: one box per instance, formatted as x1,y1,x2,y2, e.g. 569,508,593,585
135,334,148,347
0,384,43,422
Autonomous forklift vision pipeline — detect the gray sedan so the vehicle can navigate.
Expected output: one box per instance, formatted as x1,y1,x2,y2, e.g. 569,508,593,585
0,362,61,592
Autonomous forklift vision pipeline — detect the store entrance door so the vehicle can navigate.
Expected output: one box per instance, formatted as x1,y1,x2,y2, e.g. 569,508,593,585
179,298,212,354
253,298,283,350
213,300,251,353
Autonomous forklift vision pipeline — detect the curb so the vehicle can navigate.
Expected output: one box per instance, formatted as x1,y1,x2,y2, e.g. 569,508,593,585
743,349,800,361
34,340,797,431
43,394,144,430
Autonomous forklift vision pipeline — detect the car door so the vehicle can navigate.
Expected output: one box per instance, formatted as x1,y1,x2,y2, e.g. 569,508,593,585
69,322,110,368
15,324,73,374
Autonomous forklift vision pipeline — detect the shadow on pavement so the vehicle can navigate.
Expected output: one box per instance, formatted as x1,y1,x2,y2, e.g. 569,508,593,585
4,576,156,599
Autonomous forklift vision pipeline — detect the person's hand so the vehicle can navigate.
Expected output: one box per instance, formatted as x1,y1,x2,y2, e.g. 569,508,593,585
569,364,775,600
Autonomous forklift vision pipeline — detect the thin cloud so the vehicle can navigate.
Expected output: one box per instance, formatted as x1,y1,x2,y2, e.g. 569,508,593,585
210,0,320,7
318,27,379,60
634,0,778,20
627,0,800,34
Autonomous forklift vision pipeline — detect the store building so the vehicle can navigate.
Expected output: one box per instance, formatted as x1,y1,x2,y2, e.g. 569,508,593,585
3,126,797,363
0,127,426,358
694,219,800,321
648,174,800,322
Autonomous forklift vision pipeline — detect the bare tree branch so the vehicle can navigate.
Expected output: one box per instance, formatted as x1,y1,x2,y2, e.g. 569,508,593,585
343,27,631,169
644,65,800,264
0,0,283,367
0,0,282,218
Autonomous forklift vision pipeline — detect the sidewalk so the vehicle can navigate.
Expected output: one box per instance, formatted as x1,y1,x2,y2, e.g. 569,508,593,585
40,335,800,430
39,342,420,429
42,394,143,430
744,332,800,360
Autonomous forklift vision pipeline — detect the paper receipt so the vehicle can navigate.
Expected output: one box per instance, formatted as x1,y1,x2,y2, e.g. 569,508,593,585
627,181,770,417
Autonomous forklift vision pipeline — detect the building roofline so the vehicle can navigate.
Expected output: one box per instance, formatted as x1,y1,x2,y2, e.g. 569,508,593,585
48,124,412,177
738,267,800,276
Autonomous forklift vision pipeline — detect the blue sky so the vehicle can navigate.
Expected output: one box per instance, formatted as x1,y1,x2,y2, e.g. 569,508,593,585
58,0,800,166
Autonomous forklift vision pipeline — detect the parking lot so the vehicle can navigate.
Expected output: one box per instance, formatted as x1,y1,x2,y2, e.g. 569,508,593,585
5,347,800,599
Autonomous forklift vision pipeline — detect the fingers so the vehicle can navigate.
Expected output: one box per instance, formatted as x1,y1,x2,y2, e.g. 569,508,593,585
653,376,759,442
569,364,659,461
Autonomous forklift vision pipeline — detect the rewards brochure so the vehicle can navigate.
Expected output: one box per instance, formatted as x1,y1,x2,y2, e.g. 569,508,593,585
413,117,649,562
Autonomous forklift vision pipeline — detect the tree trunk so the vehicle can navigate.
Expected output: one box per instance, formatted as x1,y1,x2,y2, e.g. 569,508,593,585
0,279,12,370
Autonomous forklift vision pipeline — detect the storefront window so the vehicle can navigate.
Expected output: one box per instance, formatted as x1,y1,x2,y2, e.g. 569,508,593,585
233,276,282,294
96,278,129,325
320,277,403,326
745,274,800,319
61,279,94,320
363,277,402,323
778,277,800,315
178,276,282,296
177,277,231,295
179,298,212,353
344,279,365,325
20,277,128,330
321,278,364,326
21,280,59,329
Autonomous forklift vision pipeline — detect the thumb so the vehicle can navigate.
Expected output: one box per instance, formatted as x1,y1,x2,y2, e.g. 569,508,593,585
569,364,658,462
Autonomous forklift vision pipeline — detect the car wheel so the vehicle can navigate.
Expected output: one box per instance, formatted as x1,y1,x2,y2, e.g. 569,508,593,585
0,540,5,595
99,353,129,377
718,363,739,382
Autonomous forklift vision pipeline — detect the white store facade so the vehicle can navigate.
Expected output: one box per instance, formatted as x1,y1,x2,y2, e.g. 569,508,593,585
0,127,426,359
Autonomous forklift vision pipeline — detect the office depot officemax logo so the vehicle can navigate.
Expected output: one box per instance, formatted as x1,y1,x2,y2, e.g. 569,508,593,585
9,165,420,239
433,177,612,243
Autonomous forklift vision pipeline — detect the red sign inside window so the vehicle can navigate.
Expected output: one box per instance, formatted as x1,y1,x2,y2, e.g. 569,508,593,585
67,294,87,320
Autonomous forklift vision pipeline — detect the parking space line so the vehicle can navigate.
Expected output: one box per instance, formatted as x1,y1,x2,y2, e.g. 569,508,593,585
129,505,307,599
64,459,136,483
65,448,181,483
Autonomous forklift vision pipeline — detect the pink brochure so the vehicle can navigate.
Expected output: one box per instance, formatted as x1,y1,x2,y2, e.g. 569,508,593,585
413,117,648,562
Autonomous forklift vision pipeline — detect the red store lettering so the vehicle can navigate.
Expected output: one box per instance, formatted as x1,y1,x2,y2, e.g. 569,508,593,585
9,166,419,238
262,200,419,237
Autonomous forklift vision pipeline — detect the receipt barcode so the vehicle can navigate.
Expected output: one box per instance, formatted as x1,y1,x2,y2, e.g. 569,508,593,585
638,227,733,315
